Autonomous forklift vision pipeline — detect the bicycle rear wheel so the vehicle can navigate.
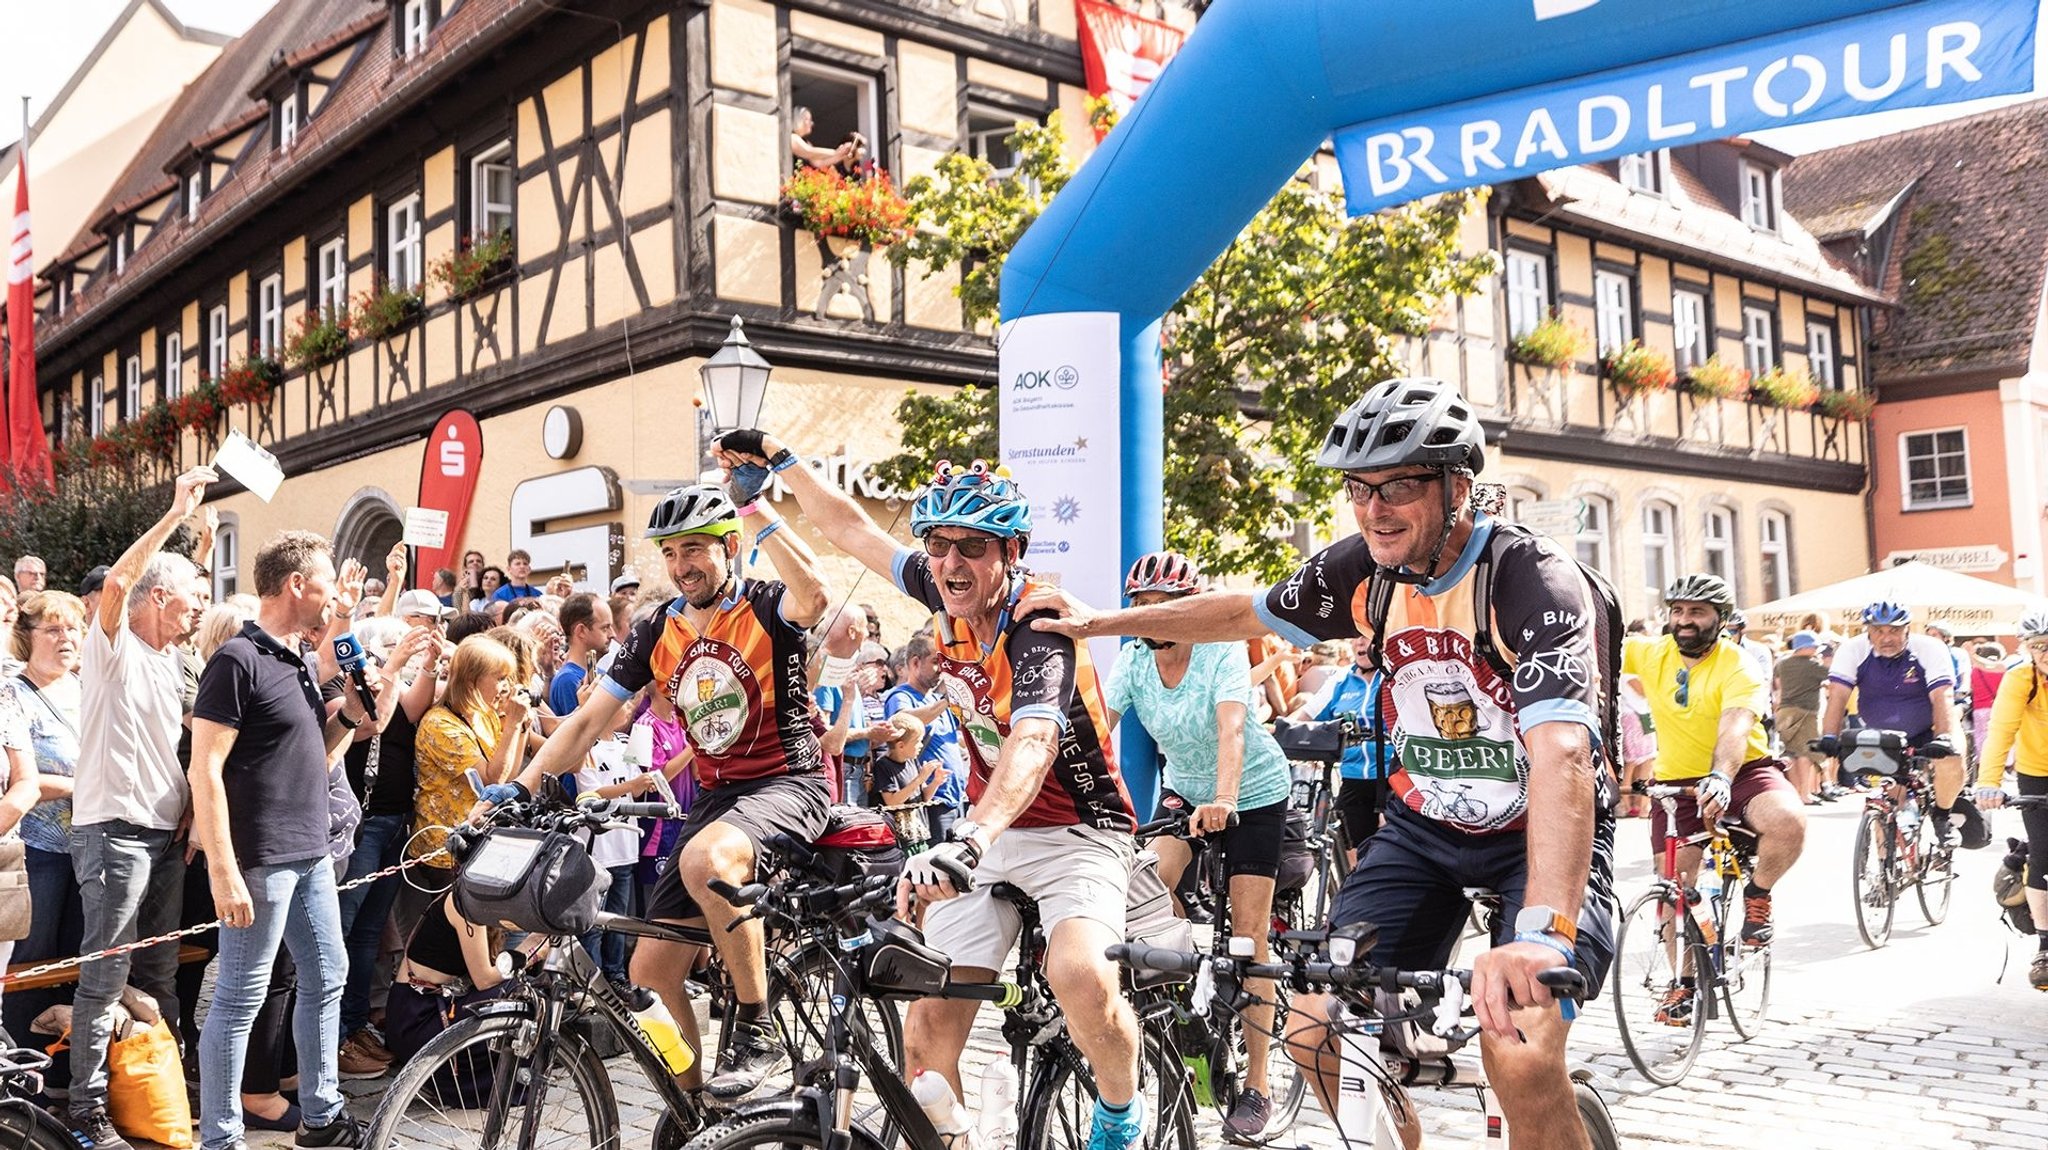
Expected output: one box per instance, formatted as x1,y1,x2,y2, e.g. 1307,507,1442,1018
0,1099,81,1150
683,1106,892,1150
364,1011,620,1150
1021,1029,1195,1150
1611,887,1707,1086
1916,823,1955,926
1714,882,1771,1041
1851,808,1896,949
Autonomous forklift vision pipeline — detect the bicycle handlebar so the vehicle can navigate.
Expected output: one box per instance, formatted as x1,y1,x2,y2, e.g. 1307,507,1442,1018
1134,805,1241,839
1104,943,1589,1003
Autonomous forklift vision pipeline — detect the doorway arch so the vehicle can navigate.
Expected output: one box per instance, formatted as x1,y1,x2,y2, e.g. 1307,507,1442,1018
333,487,405,580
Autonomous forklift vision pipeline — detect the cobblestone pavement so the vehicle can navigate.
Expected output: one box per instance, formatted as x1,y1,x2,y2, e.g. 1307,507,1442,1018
218,796,2045,1148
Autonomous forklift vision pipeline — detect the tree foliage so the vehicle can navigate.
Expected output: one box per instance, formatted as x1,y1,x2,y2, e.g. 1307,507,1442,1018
883,112,1496,583
0,466,198,591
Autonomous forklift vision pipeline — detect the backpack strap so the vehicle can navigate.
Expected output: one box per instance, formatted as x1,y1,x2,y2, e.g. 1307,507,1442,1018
1469,532,1513,680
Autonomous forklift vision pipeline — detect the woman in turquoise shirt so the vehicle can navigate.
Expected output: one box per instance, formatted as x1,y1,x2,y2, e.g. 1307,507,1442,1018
1102,552,1294,1141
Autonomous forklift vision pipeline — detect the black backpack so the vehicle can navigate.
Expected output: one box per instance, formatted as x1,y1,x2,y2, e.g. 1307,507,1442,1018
1362,522,1625,798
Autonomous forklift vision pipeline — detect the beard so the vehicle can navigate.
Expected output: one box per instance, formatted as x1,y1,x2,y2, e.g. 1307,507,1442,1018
1673,622,1721,657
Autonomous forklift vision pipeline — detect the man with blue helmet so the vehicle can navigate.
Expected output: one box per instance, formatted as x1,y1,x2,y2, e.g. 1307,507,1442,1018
1817,600,1974,847
714,431,1147,1150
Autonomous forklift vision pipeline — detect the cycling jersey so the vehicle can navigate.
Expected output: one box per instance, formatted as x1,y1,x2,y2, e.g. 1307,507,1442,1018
1623,635,1770,779
1827,633,1953,737
601,580,820,789
891,550,1135,832
1301,665,1392,780
1255,515,1600,834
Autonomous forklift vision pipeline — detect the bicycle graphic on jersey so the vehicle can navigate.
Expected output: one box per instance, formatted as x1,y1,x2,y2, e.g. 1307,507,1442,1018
1419,783,1490,825
1512,646,1590,694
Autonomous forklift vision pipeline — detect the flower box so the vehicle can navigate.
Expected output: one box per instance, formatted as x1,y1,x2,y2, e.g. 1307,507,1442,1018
781,166,911,247
353,283,426,341
218,356,283,407
1813,389,1876,421
1683,355,1750,401
283,309,353,369
1507,316,1584,369
431,230,515,301
170,379,226,432
1751,367,1820,410
1601,340,1675,397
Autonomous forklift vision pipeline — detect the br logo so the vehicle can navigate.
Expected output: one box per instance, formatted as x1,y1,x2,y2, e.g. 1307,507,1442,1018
1533,0,1602,19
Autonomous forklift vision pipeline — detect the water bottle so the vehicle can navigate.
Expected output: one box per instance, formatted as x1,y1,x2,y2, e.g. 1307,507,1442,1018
626,986,695,1075
1693,867,1722,945
1898,801,1922,836
975,1060,1019,1150
911,1070,979,1150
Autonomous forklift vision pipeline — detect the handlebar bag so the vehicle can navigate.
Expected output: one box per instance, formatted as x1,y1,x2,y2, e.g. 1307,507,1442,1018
454,827,609,935
1274,719,1350,761
1841,730,1907,779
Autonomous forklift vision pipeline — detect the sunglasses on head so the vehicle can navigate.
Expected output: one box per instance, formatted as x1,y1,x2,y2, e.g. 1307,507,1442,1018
1343,472,1442,507
924,534,1000,560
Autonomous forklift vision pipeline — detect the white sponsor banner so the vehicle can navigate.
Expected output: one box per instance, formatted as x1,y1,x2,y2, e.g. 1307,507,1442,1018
998,311,1122,670
1882,545,2007,574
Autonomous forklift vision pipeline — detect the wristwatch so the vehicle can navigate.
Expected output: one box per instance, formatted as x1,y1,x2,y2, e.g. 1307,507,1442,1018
336,708,366,731
1514,905,1578,946
948,820,990,865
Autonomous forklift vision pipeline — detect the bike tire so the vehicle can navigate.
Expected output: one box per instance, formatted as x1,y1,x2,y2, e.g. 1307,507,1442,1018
1916,825,1955,926
768,943,905,1140
363,1011,620,1150
1574,1079,1622,1150
1221,978,1310,1146
1611,887,1707,1087
681,1106,892,1150
1020,1029,1195,1150
1851,808,1895,949
0,1099,83,1150
1714,880,1771,1041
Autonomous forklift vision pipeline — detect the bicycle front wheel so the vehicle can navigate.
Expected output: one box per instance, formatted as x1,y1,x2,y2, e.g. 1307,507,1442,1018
0,1099,84,1150
1611,887,1707,1086
1851,809,1896,949
1916,824,1956,926
364,1011,620,1150
1574,1079,1621,1150
684,1106,892,1150
1021,1030,1195,1150
1714,889,1772,1043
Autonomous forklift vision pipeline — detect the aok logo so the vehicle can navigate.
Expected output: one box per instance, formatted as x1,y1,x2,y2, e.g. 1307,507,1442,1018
1533,0,1601,19
1014,365,1081,391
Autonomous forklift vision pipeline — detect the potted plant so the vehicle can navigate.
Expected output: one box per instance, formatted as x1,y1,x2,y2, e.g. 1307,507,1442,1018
431,229,515,301
1684,355,1750,401
1601,340,1676,398
218,354,284,407
780,166,912,247
353,281,426,341
1814,388,1876,421
283,309,352,369
1751,366,1820,410
1507,315,1584,369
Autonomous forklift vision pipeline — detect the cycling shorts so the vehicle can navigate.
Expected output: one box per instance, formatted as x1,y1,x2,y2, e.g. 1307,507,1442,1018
1649,757,1795,852
1157,790,1285,879
922,824,1135,973
645,772,832,923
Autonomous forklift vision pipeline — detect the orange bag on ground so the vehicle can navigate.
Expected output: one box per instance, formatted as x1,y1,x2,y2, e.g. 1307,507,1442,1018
108,1017,193,1149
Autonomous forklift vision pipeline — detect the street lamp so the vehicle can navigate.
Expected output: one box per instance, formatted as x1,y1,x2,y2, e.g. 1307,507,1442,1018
698,315,773,472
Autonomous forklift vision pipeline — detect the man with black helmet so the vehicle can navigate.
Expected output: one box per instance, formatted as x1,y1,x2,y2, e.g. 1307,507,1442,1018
1031,377,1614,1150
502,482,832,1107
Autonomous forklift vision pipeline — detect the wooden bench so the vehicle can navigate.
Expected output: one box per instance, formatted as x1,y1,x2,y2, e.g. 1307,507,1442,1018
3,944,211,993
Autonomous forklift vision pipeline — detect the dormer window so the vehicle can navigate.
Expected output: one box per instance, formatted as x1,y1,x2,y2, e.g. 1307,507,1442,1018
111,227,129,275
1618,151,1662,196
402,0,432,56
279,93,300,150
186,171,204,222
1740,159,1779,233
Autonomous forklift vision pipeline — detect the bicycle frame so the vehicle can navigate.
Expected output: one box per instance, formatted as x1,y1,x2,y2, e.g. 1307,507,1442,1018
1643,788,1751,1005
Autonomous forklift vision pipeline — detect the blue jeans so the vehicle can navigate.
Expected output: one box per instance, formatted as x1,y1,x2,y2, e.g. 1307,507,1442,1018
336,814,408,1035
2,846,85,1044
199,858,348,1150
69,822,183,1115
578,864,637,982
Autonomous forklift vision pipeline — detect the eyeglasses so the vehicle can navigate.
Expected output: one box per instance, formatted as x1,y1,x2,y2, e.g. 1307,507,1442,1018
33,624,81,638
1674,667,1690,708
1343,472,1442,507
2027,640,2048,655
924,534,998,560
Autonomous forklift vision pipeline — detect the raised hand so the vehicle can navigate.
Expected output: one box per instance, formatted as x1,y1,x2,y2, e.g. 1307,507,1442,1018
171,467,219,520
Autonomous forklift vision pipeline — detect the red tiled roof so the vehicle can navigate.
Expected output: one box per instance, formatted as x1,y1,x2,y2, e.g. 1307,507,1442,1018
1787,99,2048,379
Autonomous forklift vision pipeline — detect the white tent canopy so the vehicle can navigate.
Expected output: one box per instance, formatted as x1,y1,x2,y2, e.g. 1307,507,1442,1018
1746,561,2047,636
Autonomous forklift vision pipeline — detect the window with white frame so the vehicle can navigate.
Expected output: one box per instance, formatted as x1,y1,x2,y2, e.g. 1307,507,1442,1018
1740,160,1778,232
386,195,423,290
279,93,299,150
1642,500,1677,606
163,333,183,399
213,521,239,600
1702,506,1735,586
1506,486,1542,524
1742,305,1775,376
1574,496,1612,576
1505,249,1550,340
1807,320,1837,389
1672,288,1709,372
1618,151,1662,194
403,0,431,56
187,172,203,222
123,356,141,422
1594,269,1634,356
791,61,880,169
113,231,127,274
967,107,1026,177
257,274,283,357
207,305,229,376
470,146,514,240
88,376,103,437
316,238,348,317
1759,511,1791,601
1901,428,1971,510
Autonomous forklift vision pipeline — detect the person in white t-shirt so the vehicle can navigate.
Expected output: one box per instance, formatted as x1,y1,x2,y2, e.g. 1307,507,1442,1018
68,467,216,1150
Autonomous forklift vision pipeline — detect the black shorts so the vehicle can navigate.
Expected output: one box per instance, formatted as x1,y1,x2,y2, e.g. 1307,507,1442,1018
1159,791,1286,879
1330,803,1618,997
1334,777,1388,846
646,772,832,923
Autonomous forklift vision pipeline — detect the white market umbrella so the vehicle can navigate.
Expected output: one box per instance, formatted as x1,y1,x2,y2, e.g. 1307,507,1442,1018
1746,561,2046,636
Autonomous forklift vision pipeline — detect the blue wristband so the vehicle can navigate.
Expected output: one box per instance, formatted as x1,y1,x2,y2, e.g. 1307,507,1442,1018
1513,932,1579,1021
754,520,784,547
769,450,800,473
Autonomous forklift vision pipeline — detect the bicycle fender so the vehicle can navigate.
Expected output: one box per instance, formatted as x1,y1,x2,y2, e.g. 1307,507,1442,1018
468,998,537,1021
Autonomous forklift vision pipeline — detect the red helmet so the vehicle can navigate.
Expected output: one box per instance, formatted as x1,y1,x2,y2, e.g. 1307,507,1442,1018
1125,551,1204,599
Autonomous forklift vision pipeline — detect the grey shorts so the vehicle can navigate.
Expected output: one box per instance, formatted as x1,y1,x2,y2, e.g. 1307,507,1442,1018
922,824,1135,972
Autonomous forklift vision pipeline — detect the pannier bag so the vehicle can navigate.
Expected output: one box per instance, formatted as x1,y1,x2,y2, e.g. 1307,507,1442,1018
1995,837,2035,935
454,827,609,935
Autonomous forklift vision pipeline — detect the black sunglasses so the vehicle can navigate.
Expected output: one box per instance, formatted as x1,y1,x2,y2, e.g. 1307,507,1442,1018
1674,666,1690,707
1343,472,1443,507
924,534,999,560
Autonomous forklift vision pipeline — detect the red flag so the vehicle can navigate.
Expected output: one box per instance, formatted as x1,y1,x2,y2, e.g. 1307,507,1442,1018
7,147,50,490
414,409,485,590
1076,0,1186,139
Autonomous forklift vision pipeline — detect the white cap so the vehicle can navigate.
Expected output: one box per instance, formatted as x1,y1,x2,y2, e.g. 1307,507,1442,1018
395,589,453,619
610,570,642,594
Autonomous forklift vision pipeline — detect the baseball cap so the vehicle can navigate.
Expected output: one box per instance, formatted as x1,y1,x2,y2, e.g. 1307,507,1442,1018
77,566,110,597
1789,632,1818,651
610,571,642,594
395,589,454,619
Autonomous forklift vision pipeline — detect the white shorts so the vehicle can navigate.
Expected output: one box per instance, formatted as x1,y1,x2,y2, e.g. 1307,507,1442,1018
922,824,1136,972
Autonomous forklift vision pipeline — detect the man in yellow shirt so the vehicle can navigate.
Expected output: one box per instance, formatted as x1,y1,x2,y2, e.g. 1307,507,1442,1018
1624,575,1807,951
1973,611,2048,988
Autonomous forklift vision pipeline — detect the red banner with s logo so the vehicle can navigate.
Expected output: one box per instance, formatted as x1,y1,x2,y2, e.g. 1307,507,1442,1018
414,409,483,589
1076,0,1187,138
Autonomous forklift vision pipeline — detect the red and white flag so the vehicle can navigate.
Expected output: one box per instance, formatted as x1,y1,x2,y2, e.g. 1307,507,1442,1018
1076,0,1187,137
7,144,50,489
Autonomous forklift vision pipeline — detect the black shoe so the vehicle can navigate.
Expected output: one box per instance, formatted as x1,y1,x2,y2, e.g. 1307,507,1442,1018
2031,950,2048,991
68,1108,132,1150
704,1019,789,1102
295,1114,367,1150
1223,1088,1273,1142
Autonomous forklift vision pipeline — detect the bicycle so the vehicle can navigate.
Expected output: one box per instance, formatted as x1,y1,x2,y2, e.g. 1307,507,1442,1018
1610,782,1770,1086
0,1043,79,1150
683,861,1197,1150
1271,715,1365,927
1109,926,1619,1150
1822,733,1957,949
363,793,904,1150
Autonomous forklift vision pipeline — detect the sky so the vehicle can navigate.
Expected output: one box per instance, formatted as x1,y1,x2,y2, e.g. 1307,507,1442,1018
1,1,2043,155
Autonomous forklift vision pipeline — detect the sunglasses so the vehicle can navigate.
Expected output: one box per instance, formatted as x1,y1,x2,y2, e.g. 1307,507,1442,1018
1674,667,1690,708
1343,472,1442,507
924,534,1000,560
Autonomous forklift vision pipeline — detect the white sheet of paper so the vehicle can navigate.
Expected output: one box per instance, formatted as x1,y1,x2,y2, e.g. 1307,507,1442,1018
403,507,450,549
212,430,283,502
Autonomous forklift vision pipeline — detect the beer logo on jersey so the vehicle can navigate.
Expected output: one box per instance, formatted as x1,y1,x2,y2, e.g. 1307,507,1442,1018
670,647,752,756
934,663,1004,769
1383,626,1527,832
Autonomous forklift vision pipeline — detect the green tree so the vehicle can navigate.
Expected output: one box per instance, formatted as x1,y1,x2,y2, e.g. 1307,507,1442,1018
0,465,200,591
882,113,1496,583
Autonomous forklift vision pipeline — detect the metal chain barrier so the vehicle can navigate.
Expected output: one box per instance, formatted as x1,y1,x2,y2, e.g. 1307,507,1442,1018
0,846,451,987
